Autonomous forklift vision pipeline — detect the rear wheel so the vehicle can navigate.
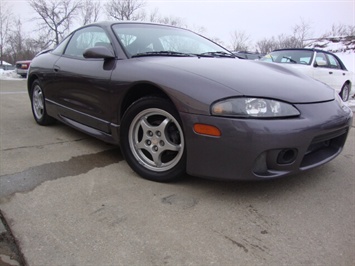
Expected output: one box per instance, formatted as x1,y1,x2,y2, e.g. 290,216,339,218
339,83,350,102
120,97,186,182
30,80,55,125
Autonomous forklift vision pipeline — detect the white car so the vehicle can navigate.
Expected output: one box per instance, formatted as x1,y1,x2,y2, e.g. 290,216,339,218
260,49,353,101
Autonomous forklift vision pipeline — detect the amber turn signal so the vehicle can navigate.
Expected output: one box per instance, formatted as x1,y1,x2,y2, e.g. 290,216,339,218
193,123,221,137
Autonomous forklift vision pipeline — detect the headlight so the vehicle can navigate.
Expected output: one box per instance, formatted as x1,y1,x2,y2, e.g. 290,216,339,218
211,97,300,118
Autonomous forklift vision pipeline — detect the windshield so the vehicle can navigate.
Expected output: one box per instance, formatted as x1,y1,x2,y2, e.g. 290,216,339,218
260,50,314,65
112,23,231,57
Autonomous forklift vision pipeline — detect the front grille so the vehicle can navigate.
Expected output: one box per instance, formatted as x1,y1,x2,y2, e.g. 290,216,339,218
311,128,348,144
300,128,348,169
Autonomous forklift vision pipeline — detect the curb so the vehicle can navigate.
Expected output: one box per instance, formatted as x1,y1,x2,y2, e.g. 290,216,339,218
0,211,25,266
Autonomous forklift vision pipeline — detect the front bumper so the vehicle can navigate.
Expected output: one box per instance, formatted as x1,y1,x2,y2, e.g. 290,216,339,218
180,100,353,180
16,68,28,75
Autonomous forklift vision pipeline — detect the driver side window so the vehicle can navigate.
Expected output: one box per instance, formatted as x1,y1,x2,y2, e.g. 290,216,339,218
64,26,111,58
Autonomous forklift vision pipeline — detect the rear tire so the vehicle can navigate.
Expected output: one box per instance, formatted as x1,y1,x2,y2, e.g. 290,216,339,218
30,80,55,125
339,83,350,102
120,97,186,182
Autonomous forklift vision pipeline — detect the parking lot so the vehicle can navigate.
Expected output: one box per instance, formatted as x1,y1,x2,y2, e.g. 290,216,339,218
0,79,354,265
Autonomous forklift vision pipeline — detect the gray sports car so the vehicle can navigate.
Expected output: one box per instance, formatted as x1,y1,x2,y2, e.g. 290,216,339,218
27,22,353,182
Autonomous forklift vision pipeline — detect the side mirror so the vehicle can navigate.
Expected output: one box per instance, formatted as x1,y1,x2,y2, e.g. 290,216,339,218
83,46,115,59
314,59,327,67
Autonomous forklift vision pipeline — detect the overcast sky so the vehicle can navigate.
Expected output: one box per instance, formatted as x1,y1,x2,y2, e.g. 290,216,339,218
6,0,355,48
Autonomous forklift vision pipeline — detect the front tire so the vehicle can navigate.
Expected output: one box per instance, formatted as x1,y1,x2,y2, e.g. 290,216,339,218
30,80,55,125
120,97,186,182
340,83,350,102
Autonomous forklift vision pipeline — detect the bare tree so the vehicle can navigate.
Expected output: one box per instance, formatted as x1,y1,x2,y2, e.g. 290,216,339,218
31,32,56,52
292,18,312,47
148,8,160,23
324,23,355,37
4,19,43,63
147,8,186,28
230,30,250,51
105,0,146,21
277,34,303,49
0,2,13,65
343,25,355,36
158,16,185,27
256,37,278,54
80,0,101,25
190,25,206,35
7,19,24,61
209,37,226,48
29,0,82,46
256,19,312,53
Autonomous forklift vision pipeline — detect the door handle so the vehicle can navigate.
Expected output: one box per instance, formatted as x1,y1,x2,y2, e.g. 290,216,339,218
53,65,60,72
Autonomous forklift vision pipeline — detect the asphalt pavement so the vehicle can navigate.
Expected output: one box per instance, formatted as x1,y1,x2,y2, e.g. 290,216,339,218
0,79,354,266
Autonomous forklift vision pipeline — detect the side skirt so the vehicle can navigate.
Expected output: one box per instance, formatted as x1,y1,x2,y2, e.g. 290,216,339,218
46,99,120,145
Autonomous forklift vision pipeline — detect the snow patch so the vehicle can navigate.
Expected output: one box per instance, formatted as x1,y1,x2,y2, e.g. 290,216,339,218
0,61,12,65
0,69,23,80
305,36,355,53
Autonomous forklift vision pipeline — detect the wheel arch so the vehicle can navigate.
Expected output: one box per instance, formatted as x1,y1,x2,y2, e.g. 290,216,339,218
343,79,352,87
27,74,39,96
119,83,175,122
341,80,352,100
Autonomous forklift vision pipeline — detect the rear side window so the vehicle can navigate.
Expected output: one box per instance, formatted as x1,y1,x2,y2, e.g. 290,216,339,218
326,54,341,69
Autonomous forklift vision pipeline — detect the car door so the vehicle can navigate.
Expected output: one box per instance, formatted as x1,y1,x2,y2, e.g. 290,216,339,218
325,53,349,93
312,51,337,90
51,26,116,133
313,52,346,92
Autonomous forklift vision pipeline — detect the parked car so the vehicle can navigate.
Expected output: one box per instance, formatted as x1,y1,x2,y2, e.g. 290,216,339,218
15,60,31,77
232,51,264,60
260,48,353,101
27,22,353,182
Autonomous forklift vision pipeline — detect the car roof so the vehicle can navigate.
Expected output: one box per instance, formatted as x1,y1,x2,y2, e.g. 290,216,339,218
270,48,348,71
273,48,334,54
233,51,261,54
80,20,185,31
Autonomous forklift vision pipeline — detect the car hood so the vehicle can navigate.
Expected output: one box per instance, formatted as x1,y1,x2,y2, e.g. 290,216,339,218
140,57,334,103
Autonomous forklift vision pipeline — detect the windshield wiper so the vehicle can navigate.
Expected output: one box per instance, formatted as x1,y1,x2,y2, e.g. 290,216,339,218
196,51,235,58
132,50,235,58
282,56,297,64
132,51,195,58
